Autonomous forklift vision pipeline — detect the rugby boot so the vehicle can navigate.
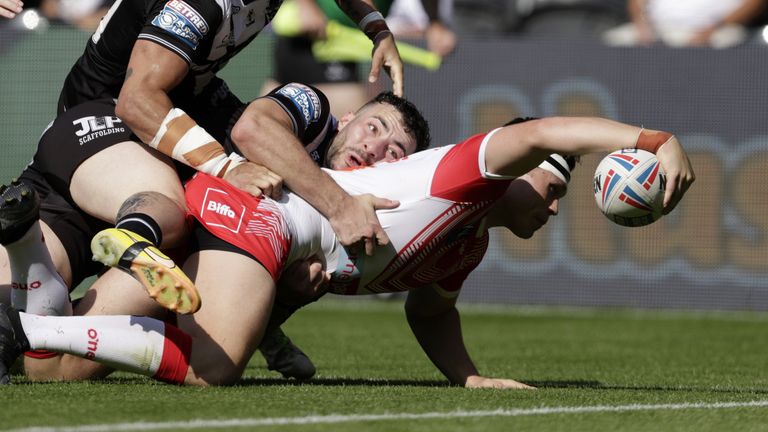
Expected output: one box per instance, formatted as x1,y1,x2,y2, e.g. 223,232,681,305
259,327,316,380
90,228,201,314
0,179,41,245
0,303,30,385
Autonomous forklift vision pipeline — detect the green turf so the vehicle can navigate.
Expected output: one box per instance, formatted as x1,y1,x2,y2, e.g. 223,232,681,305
1,300,767,431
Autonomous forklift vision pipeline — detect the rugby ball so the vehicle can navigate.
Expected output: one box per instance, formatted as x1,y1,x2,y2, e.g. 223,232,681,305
593,149,665,227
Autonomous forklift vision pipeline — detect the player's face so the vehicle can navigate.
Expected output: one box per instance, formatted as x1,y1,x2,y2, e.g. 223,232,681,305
326,103,417,170
503,168,568,239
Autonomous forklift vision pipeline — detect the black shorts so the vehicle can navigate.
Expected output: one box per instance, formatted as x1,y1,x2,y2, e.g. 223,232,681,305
273,35,359,84
27,84,246,287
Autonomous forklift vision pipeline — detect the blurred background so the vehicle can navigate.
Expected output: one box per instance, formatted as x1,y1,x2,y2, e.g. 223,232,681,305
2,0,768,310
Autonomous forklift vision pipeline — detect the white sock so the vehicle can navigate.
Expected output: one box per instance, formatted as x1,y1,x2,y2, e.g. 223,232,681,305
18,312,167,377
7,222,72,316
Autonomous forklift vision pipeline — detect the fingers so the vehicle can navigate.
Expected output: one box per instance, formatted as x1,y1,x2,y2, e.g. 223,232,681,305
0,0,23,18
388,60,404,97
372,196,399,210
465,376,536,390
369,37,405,96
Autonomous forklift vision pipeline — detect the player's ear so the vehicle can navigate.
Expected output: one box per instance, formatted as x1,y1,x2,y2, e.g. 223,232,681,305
337,112,355,130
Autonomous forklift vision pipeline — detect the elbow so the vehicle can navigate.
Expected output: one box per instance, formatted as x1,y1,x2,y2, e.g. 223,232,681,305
114,91,143,127
231,115,271,161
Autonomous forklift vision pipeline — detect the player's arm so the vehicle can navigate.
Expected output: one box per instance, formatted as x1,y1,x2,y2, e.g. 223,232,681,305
405,284,534,389
116,41,280,197
335,0,404,96
231,96,397,255
484,117,695,213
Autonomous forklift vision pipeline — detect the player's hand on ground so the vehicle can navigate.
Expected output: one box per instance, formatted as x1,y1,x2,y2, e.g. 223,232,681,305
655,136,695,214
223,161,283,199
276,254,329,307
370,34,404,97
464,375,536,390
330,193,399,256
0,0,23,19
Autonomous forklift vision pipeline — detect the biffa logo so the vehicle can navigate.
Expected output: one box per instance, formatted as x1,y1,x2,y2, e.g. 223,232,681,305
207,200,236,218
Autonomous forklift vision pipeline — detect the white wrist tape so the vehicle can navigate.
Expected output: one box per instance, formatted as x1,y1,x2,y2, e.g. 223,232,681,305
149,108,237,178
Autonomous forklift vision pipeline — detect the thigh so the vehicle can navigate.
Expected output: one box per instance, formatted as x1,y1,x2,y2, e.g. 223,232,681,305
179,250,276,385
70,141,185,223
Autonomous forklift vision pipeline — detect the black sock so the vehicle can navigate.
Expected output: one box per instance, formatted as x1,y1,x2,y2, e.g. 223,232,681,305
115,213,163,246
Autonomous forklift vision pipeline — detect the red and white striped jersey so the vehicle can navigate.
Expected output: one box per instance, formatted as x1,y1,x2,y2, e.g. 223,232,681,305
185,128,513,296
298,128,512,296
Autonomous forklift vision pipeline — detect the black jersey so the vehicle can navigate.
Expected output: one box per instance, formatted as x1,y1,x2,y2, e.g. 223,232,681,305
58,0,282,113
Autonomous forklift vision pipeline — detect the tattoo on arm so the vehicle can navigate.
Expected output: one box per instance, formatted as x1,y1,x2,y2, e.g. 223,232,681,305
124,67,133,82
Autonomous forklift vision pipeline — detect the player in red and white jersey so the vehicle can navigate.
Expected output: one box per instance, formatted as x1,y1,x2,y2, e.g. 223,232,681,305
0,116,693,388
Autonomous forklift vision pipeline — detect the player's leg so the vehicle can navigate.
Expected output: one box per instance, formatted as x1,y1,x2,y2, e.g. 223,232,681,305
0,250,275,386
68,137,197,313
0,173,73,317
177,250,276,385
22,268,170,381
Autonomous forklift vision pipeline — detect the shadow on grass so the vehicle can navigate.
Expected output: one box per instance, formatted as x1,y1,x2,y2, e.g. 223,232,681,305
238,377,451,387
528,380,768,394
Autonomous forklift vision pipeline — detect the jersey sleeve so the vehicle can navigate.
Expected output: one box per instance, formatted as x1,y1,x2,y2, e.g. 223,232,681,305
430,128,512,203
139,0,223,64
265,83,333,146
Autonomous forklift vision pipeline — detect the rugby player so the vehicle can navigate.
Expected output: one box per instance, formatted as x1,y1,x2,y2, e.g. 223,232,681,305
0,84,429,382
2,0,405,317
0,116,695,387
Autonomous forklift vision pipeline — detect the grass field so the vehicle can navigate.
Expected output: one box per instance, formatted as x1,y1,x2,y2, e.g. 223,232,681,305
1,299,767,431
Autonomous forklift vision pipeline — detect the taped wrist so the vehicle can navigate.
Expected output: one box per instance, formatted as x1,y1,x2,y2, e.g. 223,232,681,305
149,108,244,177
635,128,673,154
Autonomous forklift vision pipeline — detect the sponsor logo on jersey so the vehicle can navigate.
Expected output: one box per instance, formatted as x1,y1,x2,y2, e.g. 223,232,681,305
152,0,209,50
277,84,321,125
72,115,125,145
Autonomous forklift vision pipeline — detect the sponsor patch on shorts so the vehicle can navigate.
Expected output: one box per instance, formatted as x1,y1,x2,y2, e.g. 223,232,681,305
151,0,209,50
277,83,322,126
200,187,246,233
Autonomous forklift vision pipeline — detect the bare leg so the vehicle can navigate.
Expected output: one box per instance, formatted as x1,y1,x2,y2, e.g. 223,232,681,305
179,250,276,385
69,141,187,248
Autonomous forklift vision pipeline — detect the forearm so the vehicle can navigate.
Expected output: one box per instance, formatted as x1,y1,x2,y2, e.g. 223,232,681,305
406,305,478,385
231,109,350,220
116,82,175,145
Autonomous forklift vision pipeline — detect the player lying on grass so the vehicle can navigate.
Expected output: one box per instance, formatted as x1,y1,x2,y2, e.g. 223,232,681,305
0,116,694,387
0,84,429,383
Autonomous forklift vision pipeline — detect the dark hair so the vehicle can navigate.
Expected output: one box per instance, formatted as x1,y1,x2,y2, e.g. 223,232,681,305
503,116,579,171
362,92,431,152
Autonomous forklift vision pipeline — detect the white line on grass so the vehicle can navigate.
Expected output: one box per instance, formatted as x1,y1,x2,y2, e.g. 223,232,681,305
9,400,768,432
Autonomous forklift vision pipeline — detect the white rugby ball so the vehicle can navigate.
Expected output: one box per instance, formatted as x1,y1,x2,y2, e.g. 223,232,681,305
593,149,665,227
